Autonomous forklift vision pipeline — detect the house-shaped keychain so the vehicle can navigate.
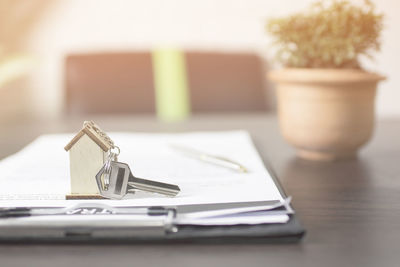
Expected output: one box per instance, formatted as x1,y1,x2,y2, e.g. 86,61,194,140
64,121,113,199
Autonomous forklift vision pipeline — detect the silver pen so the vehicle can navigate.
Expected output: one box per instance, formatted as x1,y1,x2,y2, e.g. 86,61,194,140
170,144,248,173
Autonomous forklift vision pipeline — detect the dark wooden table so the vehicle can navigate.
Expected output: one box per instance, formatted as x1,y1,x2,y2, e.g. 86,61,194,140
0,113,399,267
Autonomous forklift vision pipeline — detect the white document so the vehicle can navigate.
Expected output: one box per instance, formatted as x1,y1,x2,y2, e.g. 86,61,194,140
0,131,284,209
177,214,289,225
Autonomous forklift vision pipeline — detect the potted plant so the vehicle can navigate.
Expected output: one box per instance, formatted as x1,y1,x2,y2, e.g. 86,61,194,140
267,0,385,161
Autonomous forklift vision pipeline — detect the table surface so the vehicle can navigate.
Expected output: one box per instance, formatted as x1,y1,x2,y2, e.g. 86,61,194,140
0,113,399,267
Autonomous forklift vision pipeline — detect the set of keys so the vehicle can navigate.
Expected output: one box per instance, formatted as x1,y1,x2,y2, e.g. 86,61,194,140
95,151,180,200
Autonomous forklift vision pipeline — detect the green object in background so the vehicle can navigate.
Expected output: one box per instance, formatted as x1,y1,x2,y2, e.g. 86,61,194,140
152,48,190,122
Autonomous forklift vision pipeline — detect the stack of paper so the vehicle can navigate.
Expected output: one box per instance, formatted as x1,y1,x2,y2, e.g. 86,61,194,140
0,131,290,225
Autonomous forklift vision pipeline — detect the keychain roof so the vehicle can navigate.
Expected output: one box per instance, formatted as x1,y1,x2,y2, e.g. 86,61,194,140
64,121,113,152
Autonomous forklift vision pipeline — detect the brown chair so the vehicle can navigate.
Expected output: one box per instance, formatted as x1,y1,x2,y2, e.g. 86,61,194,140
64,51,268,114
65,52,156,114
186,52,268,112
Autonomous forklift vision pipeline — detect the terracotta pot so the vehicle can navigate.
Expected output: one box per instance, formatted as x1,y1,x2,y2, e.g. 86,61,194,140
269,68,385,161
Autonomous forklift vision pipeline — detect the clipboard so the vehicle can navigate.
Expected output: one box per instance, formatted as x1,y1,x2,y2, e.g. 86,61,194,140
0,162,305,243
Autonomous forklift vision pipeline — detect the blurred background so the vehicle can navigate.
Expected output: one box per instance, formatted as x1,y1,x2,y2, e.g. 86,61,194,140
0,0,398,123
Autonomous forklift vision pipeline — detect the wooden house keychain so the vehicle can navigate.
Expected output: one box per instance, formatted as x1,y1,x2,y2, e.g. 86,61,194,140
65,121,180,199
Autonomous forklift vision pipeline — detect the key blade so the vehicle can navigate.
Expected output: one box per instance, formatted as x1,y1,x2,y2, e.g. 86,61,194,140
128,173,180,197
128,181,180,197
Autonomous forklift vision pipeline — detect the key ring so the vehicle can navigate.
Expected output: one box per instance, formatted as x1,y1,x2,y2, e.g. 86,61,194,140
103,145,120,191
110,146,120,158
104,152,117,173
103,151,118,190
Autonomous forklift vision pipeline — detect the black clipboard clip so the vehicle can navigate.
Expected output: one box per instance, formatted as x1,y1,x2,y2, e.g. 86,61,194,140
0,203,178,234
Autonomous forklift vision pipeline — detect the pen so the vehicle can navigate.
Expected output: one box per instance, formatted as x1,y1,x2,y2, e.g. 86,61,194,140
170,144,248,173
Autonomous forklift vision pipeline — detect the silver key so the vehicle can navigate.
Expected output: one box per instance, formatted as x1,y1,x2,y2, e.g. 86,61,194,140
95,161,180,199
